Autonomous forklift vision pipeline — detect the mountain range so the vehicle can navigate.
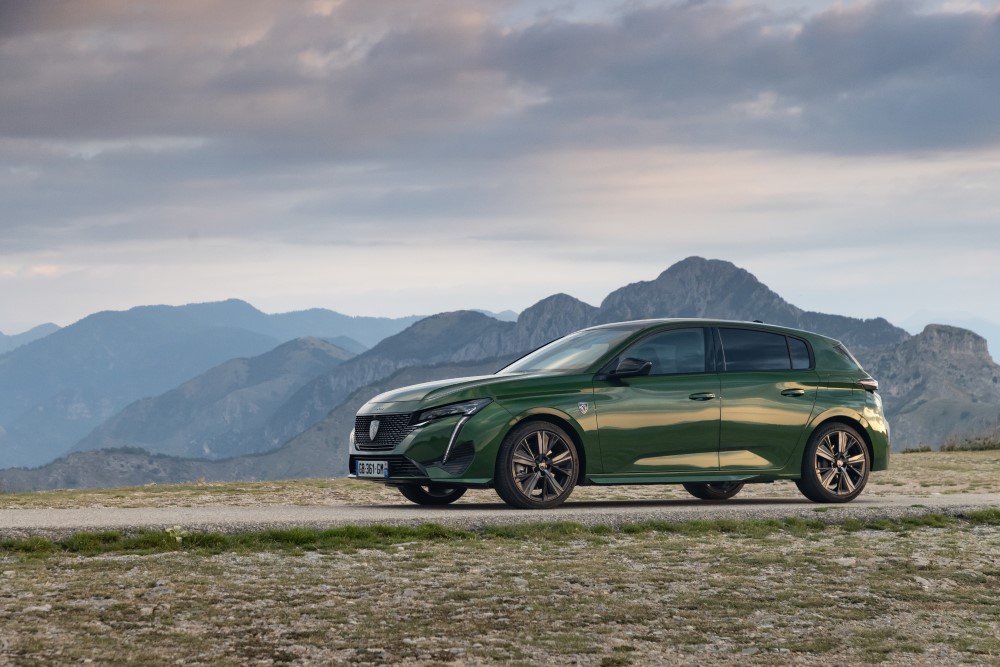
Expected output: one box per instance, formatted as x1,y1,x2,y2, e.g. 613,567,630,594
0,323,61,355
0,301,421,468
2,257,998,491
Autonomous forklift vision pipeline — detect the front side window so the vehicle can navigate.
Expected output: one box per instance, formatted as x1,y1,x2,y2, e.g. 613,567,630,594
498,325,643,375
621,328,707,375
720,328,791,372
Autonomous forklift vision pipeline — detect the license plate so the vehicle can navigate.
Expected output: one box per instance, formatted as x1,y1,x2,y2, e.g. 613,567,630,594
356,460,389,478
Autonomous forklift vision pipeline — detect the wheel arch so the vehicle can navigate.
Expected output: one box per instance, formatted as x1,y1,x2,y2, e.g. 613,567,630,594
506,409,589,487
809,413,875,466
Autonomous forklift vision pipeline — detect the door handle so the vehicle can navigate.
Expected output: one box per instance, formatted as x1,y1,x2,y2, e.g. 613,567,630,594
781,388,806,397
688,392,717,401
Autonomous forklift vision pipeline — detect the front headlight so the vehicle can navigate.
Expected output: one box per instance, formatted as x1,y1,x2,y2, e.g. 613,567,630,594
418,398,492,423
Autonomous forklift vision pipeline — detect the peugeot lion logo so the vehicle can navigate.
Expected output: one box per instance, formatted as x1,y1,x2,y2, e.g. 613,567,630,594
369,419,380,441
578,402,589,415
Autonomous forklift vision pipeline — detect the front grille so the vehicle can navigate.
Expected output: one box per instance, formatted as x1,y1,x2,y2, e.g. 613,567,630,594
350,455,426,478
354,413,416,451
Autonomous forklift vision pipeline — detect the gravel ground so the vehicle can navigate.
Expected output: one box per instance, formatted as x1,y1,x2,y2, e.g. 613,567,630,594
1,452,998,666
1,517,998,665
0,493,998,540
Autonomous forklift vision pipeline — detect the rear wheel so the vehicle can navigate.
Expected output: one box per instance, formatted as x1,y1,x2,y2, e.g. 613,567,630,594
495,421,579,509
397,484,466,505
682,481,745,500
795,422,870,503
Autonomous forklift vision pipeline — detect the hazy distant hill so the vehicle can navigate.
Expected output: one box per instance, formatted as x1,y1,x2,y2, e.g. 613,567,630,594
73,337,354,459
0,323,60,354
0,300,417,468
0,360,502,491
248,311,507,454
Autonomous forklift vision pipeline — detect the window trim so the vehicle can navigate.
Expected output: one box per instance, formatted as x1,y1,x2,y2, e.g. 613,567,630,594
786,334,815,371
601,326,714,377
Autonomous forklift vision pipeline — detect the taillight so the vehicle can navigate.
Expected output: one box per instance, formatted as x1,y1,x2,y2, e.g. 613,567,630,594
858,378,878,392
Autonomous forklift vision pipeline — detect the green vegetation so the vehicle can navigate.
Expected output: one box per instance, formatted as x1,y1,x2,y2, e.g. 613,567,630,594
900,444,933,454
3,511,999,558
941,431,1000,452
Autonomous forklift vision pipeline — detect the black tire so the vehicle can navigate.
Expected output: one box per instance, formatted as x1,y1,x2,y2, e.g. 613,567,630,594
494,421,579,509
795,422,870,503
682,481,745,500
397,484,467,506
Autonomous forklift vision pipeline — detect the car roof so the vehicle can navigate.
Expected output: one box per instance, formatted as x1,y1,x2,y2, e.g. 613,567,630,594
585,318,841,345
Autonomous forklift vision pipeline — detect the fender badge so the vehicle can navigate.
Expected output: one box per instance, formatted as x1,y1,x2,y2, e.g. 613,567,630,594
578,402,589,415
369,419,380,441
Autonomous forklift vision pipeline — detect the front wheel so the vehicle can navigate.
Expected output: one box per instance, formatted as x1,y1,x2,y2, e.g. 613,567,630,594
495,421,579,509
795,423,870,503
397,484,467,506
682,481,745,500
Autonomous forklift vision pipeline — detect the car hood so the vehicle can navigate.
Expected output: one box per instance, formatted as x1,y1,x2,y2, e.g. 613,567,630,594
358,371,563,414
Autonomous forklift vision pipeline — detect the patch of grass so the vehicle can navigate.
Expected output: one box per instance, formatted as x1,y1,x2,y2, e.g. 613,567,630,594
5,512,998,558
481,521,589,539
901,445,933,454
1,523,476,557
962,507,1000,525
940,432,1000,452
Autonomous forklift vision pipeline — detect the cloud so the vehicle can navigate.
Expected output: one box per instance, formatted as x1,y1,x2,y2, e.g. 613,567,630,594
2,0,998,152
2,0,1000,332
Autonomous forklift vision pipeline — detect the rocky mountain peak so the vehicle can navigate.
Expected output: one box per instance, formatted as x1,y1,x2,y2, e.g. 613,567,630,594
913,324,991,358
372,310,499,361
597,256,798,324
514,294,598,344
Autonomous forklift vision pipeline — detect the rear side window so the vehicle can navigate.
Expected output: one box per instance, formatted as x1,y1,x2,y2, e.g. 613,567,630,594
720,328,817,372
789,337,811,370
720,328,791,371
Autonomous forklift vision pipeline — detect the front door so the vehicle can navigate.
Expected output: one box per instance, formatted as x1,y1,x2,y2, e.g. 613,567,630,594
593,327,721,475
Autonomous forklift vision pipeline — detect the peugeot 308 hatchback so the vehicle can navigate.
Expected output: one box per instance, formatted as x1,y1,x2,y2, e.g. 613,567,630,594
348,319,889,509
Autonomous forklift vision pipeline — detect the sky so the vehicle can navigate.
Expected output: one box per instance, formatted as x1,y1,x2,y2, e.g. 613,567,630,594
2,0,1000,347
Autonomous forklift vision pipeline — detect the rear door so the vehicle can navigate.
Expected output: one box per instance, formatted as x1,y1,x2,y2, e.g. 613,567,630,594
716,327,819,470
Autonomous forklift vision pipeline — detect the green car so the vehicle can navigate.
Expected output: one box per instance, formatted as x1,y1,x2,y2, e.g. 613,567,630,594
349,319,889,509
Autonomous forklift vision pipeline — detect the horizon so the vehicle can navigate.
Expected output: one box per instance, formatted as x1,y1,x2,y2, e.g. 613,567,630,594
3,1,999,339
4,255,999,361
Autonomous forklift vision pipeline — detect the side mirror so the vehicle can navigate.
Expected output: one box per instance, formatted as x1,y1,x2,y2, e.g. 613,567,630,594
610,357,652,378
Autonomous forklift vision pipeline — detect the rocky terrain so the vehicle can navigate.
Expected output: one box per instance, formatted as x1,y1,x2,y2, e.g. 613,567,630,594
864,325,1000,447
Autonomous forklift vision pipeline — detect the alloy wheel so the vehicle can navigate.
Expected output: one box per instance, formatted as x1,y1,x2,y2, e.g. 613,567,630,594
510,429,577,503
813,429,868,497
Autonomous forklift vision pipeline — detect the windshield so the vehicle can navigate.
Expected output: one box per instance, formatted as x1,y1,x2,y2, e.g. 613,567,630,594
497,325,642,375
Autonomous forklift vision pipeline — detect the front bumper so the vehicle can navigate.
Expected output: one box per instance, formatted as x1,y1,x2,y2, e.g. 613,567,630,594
347,401,512,486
